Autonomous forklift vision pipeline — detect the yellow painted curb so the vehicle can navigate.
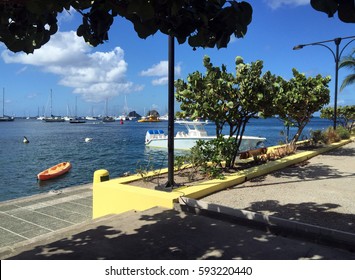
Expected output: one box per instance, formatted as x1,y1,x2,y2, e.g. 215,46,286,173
93,139,353,219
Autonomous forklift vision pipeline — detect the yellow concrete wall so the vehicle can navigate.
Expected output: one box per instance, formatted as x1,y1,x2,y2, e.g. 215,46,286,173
93,178,181,219
93,139,353,219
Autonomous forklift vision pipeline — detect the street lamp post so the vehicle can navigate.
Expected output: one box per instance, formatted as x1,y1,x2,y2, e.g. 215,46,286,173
167,35,175,188
293,35,355,130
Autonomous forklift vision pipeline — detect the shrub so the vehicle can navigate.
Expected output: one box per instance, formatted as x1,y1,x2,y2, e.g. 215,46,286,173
174,136,237,180
310,129,325,144
322,127,341,144
336,125,351,140
135,156,160,182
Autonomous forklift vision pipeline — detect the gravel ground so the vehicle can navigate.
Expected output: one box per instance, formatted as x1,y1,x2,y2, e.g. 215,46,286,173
202,140,355,233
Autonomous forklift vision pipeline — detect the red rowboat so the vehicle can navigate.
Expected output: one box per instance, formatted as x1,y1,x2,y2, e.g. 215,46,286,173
37,162,72,181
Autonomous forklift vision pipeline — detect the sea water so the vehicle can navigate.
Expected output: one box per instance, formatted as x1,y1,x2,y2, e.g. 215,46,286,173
0,117,333,202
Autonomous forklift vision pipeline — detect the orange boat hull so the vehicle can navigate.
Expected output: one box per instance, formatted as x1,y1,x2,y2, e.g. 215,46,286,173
37,162,72,181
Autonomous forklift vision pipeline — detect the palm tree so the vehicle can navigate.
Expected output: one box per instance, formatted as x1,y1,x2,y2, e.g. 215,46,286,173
339,49,355,91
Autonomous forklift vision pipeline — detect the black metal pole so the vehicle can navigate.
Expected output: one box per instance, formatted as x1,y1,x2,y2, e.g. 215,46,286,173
333,38,341,130
167,35,175,188
293,35,355,131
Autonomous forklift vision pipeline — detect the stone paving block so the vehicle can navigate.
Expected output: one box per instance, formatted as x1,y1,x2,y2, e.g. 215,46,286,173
20,227,51,239
72,197,92,207
11,211,72,231
66,188,92,196
34,206,89,224
13,195,71,207
0,213,41,233
51,202,92,216
0,228,26,247
0,204,20,212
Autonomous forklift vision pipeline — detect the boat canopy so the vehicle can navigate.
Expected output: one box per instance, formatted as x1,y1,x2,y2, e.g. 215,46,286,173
176,121,208,137
147,129,165,135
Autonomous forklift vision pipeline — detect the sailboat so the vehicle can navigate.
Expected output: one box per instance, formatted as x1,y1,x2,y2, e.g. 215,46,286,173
116,95,130,121
36,106,45,120
70,96,86,123
43,89,64,122
63,104,74,121
85,106,97,121
0,88,14,121
102,98,115,122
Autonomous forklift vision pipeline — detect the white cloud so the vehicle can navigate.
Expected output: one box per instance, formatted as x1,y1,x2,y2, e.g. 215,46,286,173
1,31,142,102
140,61,181,86
152,77,168,86
141,61,169,76
58,7,77,23
264,0,309,9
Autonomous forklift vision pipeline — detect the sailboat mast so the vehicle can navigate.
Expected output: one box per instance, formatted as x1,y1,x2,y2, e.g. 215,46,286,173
2,88,4,117
50,89,53,116
105,98,108,116
124,95,128,114
75,96,77,117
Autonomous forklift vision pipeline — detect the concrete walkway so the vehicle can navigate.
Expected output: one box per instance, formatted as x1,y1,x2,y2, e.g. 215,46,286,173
3,206,355,260
0,184,92,257
1,141,355,259
203,140,355,234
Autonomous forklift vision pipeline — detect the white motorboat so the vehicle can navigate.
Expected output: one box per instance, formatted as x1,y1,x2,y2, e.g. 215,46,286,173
43,115,65,122
63,116,74,122
85,116,97,121
158,114,169,121
145,121,266,151
116,114,129,121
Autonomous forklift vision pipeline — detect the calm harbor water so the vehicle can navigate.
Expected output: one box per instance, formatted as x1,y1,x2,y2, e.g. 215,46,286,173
0,117,332,202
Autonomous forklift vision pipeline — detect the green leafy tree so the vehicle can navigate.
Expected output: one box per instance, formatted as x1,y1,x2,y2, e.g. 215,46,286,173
175,56,279,167
320,105,355,131
175,55,236,136
0,0,253,53
274,69,331,143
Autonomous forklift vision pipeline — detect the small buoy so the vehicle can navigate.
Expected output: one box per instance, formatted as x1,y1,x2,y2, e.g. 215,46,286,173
23,136,29,144
85,137,92,142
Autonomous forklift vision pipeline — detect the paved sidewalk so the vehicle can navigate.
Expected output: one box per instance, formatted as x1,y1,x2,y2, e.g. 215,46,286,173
0,184,92,255
203,140,355,234
3,207,355,260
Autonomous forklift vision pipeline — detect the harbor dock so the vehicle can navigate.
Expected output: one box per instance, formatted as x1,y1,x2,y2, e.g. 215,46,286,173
0,184,92,258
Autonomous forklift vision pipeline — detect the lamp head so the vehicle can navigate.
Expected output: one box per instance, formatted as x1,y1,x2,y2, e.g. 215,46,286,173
293,45,304,50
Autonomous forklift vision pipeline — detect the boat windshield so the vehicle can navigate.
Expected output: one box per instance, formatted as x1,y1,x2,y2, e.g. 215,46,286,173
185,123,207,136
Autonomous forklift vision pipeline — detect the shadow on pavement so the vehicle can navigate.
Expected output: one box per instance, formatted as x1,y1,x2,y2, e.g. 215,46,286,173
8,208,355,260
245,200,355,233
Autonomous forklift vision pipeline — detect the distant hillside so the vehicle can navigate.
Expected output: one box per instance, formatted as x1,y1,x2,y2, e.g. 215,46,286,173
128,111,141,118
146,110,160,117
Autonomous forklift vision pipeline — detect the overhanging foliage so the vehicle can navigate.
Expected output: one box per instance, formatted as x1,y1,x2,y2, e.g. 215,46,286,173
0,0,253,53
311,0,355,23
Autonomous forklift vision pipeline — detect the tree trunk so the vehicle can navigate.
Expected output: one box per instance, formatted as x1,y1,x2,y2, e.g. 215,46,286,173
231,121,247,167
293,123,306,143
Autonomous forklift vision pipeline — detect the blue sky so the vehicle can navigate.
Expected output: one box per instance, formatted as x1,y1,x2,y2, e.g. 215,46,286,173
1,0,355,117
